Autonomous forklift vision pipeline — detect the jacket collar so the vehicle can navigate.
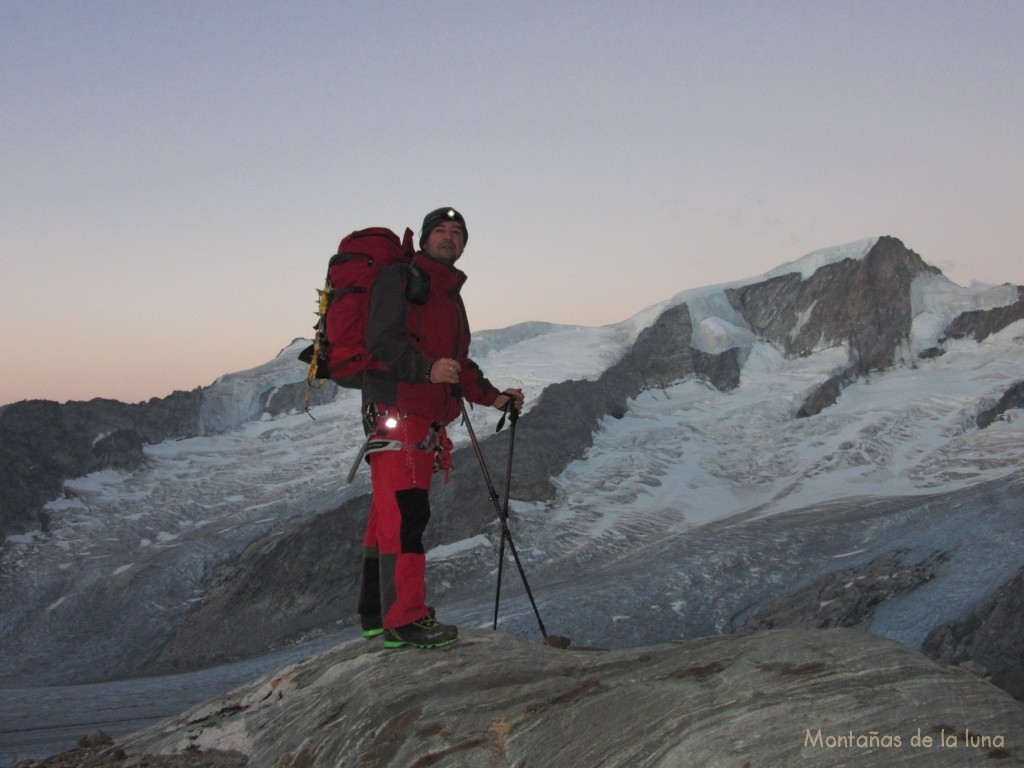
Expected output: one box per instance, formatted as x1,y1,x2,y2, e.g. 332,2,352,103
414,252,467,291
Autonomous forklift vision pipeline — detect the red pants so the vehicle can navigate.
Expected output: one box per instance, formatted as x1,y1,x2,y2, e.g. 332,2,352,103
362,408,449,629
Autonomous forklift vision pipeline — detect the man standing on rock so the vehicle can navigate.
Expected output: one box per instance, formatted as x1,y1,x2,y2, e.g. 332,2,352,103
358,207,524,648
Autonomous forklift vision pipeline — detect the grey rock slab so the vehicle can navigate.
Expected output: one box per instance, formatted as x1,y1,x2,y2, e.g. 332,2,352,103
119,628,1024,767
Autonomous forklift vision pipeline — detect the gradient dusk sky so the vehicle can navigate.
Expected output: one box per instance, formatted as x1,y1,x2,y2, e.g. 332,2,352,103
3,1,1022,405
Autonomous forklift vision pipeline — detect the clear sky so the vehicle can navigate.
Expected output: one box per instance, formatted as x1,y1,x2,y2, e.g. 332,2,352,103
3,1,1022,406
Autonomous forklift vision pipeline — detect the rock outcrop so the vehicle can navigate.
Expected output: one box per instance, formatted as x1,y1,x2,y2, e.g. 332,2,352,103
116,629,1024,768
977,380,1024,429
924,567,1024,701
730,236,943,418
742,550,951,632
727,236,937,372
143,496,368,675
946,287,1024,342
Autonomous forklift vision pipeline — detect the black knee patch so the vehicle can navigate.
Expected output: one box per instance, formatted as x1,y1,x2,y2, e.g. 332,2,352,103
395,488,430,554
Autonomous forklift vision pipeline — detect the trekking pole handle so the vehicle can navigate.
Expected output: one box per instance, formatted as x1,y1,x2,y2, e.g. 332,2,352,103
495,389,522,432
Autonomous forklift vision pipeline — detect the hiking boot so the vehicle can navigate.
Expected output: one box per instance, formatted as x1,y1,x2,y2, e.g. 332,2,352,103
360,615,384,639
383,615,458,649
361,605,436,639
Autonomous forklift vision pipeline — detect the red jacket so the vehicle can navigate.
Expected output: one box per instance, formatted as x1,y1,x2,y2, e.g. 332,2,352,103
364,252,499,425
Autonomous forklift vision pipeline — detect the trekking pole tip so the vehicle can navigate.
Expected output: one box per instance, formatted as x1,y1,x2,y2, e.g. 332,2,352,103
544,635,572,650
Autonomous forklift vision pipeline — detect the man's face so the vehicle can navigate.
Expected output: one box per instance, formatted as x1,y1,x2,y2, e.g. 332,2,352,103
423,222,465,264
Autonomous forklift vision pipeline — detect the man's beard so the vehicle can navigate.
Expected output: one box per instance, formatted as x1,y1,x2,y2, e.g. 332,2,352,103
433,241,458,262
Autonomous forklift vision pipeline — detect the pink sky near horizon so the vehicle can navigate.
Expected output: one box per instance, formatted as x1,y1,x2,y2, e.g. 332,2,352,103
3,1,1022,406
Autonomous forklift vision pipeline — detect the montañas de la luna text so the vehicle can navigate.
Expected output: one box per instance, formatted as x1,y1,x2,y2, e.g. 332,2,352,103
804,728,1006,750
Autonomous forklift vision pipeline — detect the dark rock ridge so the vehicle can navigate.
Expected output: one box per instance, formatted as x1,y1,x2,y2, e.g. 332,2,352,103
118,629,1024,768
977,380,1024,429
947,287,1024,342
795,367,858,418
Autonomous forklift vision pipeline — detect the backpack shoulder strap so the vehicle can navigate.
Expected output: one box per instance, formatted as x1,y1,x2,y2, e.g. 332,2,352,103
406,262,431,305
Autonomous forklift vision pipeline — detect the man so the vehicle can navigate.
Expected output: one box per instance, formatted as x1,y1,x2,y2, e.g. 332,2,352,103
358,207,524,649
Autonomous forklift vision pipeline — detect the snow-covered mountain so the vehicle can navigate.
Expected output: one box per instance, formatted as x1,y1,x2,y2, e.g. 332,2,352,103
1,236,1022,706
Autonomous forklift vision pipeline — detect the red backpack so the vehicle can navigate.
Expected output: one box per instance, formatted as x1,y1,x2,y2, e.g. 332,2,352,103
300,226,415,389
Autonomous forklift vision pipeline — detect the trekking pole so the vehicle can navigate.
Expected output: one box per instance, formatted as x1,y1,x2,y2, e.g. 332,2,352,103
457,398,550,642
492,400,518,630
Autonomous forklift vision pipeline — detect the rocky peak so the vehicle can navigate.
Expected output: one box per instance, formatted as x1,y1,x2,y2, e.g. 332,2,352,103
727,236,939,373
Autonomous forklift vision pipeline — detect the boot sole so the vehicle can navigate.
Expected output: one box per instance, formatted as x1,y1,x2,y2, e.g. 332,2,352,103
383,636,458,649
362,607,435,641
